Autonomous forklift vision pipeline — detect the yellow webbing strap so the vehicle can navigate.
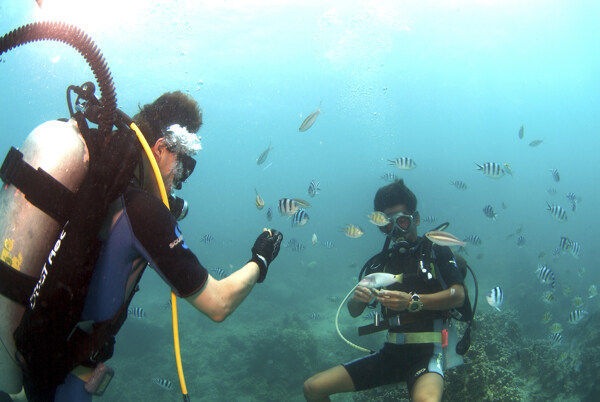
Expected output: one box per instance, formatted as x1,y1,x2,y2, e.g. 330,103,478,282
386,331,442,344
129,122,189,399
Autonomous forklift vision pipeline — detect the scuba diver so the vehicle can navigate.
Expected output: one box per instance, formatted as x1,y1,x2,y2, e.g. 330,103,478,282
303,179,468,402
12,90,283,401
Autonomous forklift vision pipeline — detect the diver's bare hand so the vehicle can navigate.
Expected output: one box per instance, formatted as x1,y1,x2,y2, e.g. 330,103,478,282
376,289,412,311
352,286,375,303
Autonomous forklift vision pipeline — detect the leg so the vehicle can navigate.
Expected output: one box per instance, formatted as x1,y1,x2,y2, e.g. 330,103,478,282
303,365,355,402
410,372,443,402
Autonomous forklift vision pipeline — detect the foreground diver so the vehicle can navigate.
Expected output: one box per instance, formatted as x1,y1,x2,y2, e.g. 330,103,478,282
303,179,465,402
20,91,283,401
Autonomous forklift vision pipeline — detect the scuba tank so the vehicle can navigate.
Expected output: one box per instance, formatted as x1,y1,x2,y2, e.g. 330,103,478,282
0,119,89,393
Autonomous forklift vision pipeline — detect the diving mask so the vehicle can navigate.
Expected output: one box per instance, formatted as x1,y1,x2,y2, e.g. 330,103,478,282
379,211,415,237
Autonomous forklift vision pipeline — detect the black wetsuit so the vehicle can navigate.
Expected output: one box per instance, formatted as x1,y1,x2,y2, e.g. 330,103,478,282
40,186,208,401
343,239,464,394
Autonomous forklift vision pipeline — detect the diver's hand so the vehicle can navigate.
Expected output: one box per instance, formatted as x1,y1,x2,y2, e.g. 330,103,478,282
376,290,412,311
352,286,375,303
249,229,283,283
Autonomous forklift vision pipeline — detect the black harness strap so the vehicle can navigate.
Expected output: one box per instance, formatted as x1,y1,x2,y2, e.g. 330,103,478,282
0,147,76,224
0,260,36,306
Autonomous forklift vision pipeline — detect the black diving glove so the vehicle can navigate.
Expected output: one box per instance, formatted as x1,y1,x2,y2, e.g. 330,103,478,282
249,229,283,283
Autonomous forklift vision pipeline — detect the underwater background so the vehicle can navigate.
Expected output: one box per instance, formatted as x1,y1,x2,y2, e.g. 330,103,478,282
1,0,599,400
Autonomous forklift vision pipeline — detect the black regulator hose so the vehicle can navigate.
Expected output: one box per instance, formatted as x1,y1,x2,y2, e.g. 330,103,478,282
0,21,116,138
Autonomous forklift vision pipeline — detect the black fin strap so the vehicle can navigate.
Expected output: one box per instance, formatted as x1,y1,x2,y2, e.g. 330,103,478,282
0,147,75,223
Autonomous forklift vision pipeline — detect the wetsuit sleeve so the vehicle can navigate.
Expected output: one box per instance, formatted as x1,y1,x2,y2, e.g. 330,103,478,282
434,245,464,287
124,188,208,297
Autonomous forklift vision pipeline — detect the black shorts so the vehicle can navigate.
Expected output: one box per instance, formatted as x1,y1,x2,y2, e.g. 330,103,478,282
343,342,441,394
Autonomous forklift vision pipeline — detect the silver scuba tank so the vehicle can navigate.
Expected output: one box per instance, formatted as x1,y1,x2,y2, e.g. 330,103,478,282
0,119,89,393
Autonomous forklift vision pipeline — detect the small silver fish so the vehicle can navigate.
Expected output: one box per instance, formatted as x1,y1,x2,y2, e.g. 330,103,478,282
425,230,466,247
549,168,560,182
529,139,543,147
299,102,322,132
381,172,398,182
266,207,273,221
518,125,524,139
358,273,403,289
256,142,273,165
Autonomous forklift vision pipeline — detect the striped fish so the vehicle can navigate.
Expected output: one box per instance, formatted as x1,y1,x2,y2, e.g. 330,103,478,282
309,313,321,320
200,234,214,243
516,236,526,247
308,179,320,198
367,211,390,226
341,224,364,238
569,241,581,258
549,168,560,182
152,378,173,391
299,102,322,132
291,209,309,227
210,267,227,279
278,198,301,216
128,307,146,319
476,162,505,178
546,203,567,221
559,236,571,252
463,234,482,246
549,332,563,346
536,265,555,289
381,172,398,182
483,205,497,220
450,180,467,190
388,157,417,170
321,240,334,249
425,230,466,247
266,207,273,221
255,189,265,210
568,309,587,325
422,215,436,223
292,243,306,252
486,287,503,312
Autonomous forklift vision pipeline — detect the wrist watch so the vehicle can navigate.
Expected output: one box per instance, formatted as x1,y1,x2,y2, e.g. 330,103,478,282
408,292,423,313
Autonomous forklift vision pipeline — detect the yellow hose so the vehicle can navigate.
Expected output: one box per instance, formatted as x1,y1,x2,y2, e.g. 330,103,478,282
130,122,189,398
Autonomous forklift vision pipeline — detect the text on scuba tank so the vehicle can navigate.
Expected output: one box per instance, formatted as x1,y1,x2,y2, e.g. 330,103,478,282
29,228,67,309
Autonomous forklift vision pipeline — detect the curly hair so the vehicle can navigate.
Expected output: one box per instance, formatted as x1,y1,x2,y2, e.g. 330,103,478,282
374,179,417,213
133,91,202,146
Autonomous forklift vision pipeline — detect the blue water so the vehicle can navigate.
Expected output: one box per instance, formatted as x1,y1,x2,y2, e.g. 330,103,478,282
2,1,599,400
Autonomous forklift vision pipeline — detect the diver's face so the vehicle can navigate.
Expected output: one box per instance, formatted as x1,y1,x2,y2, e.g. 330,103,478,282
153,138,180,194
381,204,420,242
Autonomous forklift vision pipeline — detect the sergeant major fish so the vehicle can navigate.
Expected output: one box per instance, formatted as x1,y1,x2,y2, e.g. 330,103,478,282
255,189,265,210
308,179,320,197
128,306,146,319
152,378,173,391
299,102,322,132
476,162,505,178
342,224,364,238
291,209,309,227
367,211,390,226
546,203,567,222
388,157,417,170
486,286,503,312
483,205,497,220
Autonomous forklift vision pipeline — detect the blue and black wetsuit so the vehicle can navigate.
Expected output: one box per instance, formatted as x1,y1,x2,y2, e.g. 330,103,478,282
49,186,208,401
343,240,464,394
